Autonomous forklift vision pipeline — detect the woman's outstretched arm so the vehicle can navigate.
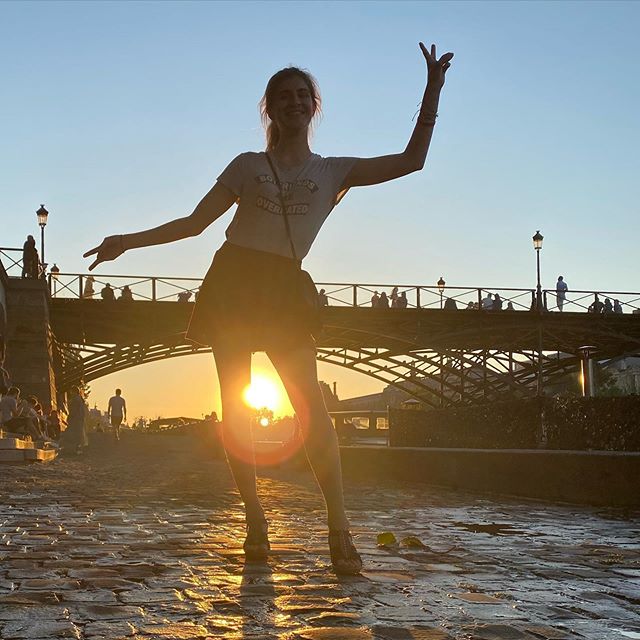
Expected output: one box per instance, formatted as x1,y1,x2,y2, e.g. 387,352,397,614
341,42,453,189
83,181,237,271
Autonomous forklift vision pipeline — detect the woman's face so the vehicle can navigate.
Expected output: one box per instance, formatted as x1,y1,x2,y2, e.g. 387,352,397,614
269,75,315,132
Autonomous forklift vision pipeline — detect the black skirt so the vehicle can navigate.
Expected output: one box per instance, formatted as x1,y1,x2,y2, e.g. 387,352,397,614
186,242,318,352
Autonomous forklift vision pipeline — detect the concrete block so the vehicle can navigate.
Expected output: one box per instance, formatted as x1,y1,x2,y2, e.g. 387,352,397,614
24,448,57,463
0,437,34,450
0,449,26,462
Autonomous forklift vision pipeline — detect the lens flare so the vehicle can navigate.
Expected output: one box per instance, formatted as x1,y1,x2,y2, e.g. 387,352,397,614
243,375,280,412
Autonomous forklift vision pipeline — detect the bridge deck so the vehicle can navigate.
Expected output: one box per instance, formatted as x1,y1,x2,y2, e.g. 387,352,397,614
50,299,640,356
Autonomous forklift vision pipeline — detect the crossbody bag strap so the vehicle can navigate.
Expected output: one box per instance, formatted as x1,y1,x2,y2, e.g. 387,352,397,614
265,152,299,262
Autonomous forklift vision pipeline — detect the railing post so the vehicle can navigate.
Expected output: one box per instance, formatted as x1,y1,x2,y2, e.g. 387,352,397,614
352,285,357,308
477,289,482,310
416,287,421,309
152,278,157,301
79,275,83,299
543,290,548,311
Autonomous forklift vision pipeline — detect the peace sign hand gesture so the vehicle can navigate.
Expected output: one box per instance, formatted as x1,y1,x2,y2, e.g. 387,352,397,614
420,42,454,87
83,235,125,271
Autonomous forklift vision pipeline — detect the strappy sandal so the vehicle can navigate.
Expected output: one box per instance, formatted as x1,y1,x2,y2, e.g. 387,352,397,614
328,529,362,575
243,520,270,560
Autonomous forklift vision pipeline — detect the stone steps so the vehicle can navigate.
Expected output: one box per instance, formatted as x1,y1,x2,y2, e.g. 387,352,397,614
0,431,57,463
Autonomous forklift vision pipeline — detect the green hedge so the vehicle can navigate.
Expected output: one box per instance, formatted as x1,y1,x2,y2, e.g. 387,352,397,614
389,397,640,451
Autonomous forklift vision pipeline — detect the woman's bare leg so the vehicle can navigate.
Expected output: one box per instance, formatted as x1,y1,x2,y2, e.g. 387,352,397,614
267,345,350,531
213,347,265,524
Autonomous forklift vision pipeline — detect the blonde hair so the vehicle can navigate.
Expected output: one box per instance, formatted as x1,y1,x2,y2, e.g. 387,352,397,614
259,67,322,151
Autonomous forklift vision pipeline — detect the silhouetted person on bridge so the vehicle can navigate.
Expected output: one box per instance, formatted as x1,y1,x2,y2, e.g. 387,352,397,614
378,292,390,308
482,292,493,310
492,293,503,311
82,276,95,299
443,297,458,310
22,235,39,279
556,275,568,312
390,287,399,307
506,301,515,311
317,288,328,306
177,291,193,302
84,43,454,576
119,285,134,301
588,294,604,314
371,291,380,308
614,299,623,314
603,298,613,314
100,283,115,301
397,291,408,308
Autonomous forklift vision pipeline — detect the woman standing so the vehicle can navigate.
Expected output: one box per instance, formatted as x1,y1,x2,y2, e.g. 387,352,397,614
85,42,453,575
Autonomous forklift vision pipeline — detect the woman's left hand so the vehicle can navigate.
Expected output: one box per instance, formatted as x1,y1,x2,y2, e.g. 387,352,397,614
420,42,454,87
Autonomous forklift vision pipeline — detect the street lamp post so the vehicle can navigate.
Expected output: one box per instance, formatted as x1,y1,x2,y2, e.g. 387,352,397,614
532,230,543,311
50,263,60,296
437,276,446,309
36,204,49,277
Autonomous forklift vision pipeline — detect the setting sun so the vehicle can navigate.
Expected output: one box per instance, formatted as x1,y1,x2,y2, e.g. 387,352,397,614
243,375,282,413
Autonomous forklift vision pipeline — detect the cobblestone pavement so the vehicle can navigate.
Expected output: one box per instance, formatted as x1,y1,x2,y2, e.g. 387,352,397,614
1,435,639,640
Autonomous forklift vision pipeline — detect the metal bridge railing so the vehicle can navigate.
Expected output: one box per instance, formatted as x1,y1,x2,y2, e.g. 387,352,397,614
0,247,25,277
44,272,640,314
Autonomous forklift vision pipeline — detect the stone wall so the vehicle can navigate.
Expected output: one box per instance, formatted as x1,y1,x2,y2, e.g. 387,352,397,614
389,396,640,451
4,277,58,410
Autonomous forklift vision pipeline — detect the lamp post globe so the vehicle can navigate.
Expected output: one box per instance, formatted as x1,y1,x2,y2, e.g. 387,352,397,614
50,263,60,296
532,230,543,310
437,276,445,309
36,204,49,275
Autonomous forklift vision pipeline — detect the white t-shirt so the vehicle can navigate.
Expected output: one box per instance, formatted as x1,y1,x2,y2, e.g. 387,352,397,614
108,395,126,417
218,152,357,259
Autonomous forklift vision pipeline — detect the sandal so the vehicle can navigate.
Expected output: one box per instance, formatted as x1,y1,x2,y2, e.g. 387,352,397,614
243,520,270,560
328,529,362,575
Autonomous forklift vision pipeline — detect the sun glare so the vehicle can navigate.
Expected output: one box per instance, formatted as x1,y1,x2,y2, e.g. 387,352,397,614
243,375,281,412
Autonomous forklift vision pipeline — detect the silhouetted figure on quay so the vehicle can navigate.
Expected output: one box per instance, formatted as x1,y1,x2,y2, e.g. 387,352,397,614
317,288,328,306
84,41,454,576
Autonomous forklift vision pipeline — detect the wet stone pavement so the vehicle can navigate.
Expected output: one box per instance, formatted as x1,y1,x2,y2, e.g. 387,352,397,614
0,434,639,640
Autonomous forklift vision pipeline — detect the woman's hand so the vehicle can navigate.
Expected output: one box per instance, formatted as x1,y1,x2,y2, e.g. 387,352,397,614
420,42,454,87
83,235,125,271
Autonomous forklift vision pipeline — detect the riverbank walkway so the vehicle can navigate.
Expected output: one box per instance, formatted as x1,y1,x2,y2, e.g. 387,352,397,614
1,434,639,639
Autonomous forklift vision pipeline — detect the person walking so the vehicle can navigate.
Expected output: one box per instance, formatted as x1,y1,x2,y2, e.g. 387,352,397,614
107,388,127,441
556,276,568,312
84,42,453,575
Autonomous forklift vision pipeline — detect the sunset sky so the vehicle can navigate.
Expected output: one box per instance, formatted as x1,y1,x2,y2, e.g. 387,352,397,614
2,1,639,420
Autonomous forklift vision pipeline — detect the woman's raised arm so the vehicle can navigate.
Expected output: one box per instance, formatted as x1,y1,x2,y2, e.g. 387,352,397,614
341,42,453,189
83,181,237,271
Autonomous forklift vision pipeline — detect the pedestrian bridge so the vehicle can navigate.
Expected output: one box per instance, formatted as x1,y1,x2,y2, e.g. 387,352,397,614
45,270,640,407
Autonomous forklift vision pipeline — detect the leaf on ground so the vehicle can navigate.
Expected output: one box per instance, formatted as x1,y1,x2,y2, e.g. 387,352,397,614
400,535,427,548
376,532,398,547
